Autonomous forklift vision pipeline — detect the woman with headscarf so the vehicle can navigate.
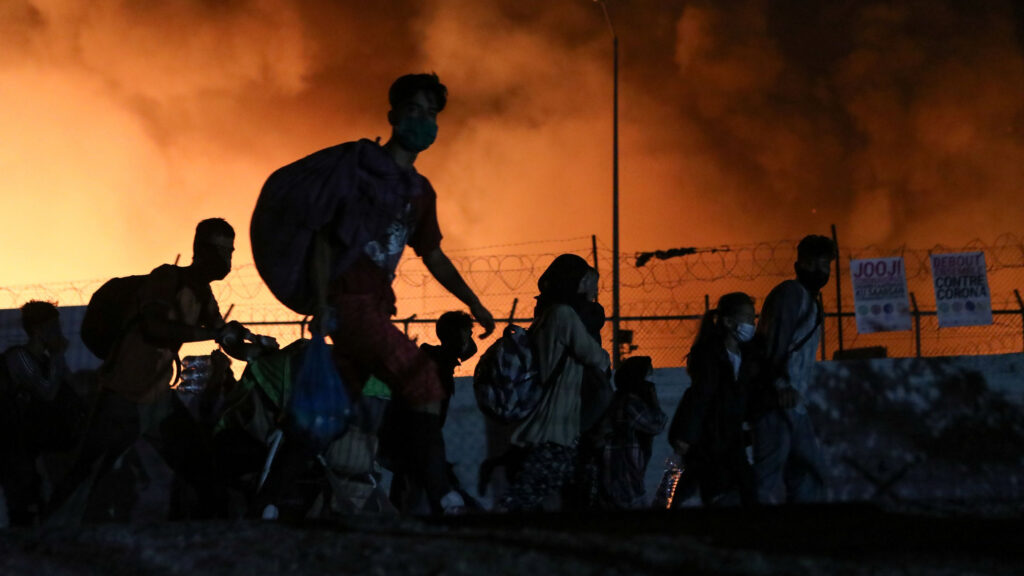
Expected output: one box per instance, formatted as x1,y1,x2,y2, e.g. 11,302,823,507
501,255,611,512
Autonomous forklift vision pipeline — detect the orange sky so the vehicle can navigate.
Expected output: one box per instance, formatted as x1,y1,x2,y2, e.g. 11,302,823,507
3,0,1024,289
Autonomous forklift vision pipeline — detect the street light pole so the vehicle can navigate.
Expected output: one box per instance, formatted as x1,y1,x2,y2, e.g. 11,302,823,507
595,0,621,369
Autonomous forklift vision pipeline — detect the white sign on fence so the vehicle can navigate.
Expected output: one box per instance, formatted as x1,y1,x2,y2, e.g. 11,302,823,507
851,257,912,333
930,252,992,328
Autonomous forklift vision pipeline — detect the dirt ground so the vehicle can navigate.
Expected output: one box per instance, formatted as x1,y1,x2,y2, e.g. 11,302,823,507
1,504,1021,576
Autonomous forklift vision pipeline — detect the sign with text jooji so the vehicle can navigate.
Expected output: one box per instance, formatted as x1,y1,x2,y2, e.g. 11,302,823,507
851,257,912,333
930,252,992,328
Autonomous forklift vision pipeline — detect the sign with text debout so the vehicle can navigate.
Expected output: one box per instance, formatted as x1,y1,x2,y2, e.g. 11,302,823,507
930,252,992,328
851,257,912,333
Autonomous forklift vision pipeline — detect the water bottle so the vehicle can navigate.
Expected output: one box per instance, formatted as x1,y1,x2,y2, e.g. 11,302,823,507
652,457,684,509
179,355,212,393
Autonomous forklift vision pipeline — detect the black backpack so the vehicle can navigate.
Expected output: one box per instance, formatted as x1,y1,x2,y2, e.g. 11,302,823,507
80,275,149,361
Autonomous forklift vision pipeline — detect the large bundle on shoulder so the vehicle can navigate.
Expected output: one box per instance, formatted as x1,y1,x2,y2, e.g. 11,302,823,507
251,139,386,315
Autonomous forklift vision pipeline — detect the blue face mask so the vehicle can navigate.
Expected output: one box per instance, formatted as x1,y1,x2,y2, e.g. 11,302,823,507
733,322,756,343
395,115,438,152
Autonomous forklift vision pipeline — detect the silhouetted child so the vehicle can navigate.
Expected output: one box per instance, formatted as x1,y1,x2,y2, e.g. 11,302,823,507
596,356,666,509
380,311,478,514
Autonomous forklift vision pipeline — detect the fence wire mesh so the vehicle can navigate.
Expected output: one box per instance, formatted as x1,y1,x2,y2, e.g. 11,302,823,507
3,234,1023,372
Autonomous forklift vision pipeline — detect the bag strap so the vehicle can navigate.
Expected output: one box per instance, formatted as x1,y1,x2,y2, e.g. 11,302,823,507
539,345,572,388
787,301,823,357
764,298,823,388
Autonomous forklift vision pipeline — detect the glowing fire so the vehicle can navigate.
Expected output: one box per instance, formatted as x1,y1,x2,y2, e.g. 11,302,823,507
2,0,1023,297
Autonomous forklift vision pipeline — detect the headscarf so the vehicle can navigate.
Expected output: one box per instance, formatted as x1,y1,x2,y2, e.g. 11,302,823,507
535,254,605,339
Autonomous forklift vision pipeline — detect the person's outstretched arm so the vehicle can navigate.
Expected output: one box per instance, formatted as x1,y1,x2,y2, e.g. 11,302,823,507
423,247,495,337
135,266,217,345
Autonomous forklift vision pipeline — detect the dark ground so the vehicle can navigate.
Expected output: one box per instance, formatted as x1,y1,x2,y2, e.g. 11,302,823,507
1,503,1021,575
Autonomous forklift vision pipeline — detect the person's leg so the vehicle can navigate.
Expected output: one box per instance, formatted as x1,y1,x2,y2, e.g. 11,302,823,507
695,455,729,507
154,395,227,518
256,425,320,519
783,411,826,503
752,410,791,504
46,391,140,522
330,294,445,407
37,385,86,453
330,294,451,513
3,453,40,525
399,410,450,514
732,447,758,507
502,443,576,512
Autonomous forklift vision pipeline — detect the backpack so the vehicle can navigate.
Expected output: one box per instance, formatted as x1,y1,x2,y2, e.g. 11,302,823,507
80,275,149,361
473,325,568,423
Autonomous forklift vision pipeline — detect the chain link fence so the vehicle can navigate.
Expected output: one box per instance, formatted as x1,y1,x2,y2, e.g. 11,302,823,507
613,233,1024,365
3,234,1023,372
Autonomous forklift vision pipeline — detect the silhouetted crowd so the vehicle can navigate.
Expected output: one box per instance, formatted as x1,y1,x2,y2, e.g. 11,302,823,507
0,73,837,527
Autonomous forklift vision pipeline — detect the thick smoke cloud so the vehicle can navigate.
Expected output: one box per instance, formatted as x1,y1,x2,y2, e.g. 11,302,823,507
669,0,1024,246
1,0,1023,287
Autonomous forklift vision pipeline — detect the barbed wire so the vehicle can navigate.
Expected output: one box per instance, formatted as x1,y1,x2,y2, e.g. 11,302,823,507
2,235,1023,366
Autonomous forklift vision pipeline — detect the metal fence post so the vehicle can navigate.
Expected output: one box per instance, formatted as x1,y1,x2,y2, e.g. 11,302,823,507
818,293,827,361
1015,289,1024,353
832,224,844,353
402,314,417,336
910,292,921,358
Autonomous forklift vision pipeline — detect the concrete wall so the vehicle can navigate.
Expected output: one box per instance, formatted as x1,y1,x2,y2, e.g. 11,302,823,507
444,353,1024,508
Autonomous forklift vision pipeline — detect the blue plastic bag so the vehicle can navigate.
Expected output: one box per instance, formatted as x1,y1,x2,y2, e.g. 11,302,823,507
288,335,351,446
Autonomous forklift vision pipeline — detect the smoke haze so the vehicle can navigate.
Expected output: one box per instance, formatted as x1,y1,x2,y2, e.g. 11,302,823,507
2,0,1024,287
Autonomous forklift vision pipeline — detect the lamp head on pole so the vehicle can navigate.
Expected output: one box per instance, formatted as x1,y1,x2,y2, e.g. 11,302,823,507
592,0,617,38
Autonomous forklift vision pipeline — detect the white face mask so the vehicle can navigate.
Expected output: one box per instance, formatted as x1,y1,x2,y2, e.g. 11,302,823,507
733,322,756,343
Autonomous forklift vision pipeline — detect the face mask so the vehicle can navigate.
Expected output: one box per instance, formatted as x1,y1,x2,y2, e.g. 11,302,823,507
395,115,438,152
208,258,231,281
796,265,830,292
733,322,756,343
195,250,231,282
459,338,478,362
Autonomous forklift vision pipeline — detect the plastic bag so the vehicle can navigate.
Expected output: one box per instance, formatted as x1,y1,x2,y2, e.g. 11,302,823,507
288,335,351,447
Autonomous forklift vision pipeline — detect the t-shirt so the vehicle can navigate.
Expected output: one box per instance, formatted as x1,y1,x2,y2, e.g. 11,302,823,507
330,144,442,311
99,265,222,404
756,279,821,415
726,349,742,381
